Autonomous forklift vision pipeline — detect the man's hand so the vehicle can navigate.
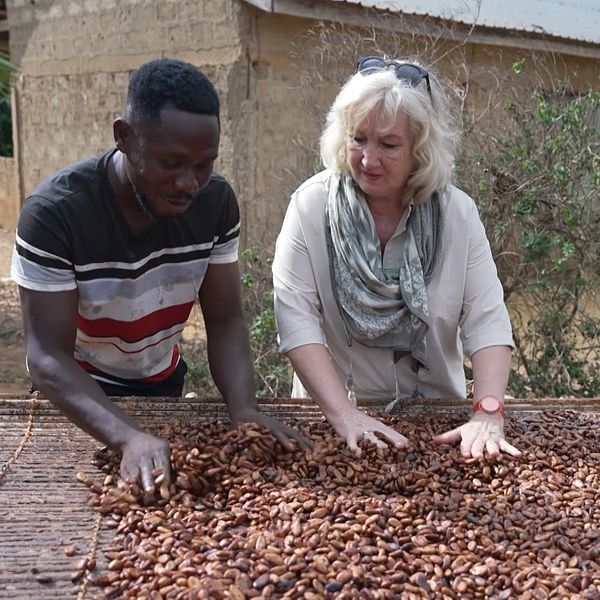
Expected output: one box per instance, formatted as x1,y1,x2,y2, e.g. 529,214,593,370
120,431,172,493
329,406,409,455
230,407,312,452
433,411,521,459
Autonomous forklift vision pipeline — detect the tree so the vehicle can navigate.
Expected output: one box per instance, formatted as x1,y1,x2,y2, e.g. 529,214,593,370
460,72,600,397
0,51,16,156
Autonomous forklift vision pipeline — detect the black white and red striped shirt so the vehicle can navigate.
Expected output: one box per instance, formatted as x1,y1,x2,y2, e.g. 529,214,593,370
11,150,240,387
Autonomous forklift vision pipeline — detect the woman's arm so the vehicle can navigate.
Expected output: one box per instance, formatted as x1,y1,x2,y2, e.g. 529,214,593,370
433,344,521,459
471,344,511,408
433,198,520,458
274,192,406,453
287,343,408,454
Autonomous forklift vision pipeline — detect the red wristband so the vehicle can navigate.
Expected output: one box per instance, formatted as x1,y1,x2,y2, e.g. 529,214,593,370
473,396,505,417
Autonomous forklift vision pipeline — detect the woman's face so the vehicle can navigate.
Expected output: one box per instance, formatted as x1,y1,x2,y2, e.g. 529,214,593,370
347,109,416,204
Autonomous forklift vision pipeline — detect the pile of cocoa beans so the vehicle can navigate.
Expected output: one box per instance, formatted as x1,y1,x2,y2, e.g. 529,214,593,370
79,410,600,599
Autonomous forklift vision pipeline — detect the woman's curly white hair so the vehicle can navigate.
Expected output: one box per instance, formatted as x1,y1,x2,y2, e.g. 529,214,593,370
320,60,459,204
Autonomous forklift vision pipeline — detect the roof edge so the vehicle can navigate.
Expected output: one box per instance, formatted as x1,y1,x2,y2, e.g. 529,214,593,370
243,0,274,11
240,0,600,60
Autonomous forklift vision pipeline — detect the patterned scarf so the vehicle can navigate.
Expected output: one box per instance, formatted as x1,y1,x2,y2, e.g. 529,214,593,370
325,172,442,370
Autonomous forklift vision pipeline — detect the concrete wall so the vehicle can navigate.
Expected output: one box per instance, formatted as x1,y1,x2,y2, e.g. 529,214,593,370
244,12,600,246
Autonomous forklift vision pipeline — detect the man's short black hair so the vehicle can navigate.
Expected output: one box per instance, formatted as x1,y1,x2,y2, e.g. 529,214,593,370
126,58,220,123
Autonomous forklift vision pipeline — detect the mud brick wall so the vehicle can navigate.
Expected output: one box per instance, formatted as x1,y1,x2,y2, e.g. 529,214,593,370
7,0,263,244
6,1,600,246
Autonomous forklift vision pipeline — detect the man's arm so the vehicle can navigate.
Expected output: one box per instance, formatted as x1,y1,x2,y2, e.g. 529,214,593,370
19,287,171,491
198,262,256,414
199,262,310,450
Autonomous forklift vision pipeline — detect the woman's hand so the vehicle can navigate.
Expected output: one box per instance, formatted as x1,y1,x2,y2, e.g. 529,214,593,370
230,407,312,452
120,431,171,493
284,345,408,454
433,411,521,459
329,406,408,455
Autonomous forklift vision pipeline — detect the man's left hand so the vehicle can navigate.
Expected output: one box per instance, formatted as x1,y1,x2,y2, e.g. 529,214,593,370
230,407,312,452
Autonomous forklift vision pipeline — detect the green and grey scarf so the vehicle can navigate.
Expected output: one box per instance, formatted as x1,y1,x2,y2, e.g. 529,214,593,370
325,172,443,370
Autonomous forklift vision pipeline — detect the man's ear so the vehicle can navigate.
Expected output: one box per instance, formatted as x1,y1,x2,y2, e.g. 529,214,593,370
113,118,132,153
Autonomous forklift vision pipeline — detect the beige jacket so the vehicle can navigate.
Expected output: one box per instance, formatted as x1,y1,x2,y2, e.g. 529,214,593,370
273,170,514,401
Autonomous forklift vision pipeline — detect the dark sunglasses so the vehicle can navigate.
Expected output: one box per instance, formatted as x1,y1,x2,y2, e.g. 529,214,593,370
355,56,432,98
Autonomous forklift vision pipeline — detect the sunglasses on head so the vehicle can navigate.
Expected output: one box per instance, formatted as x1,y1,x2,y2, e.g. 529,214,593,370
355,56,432,98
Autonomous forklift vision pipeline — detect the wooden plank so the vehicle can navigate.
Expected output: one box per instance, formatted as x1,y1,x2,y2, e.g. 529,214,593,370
1,396,600,598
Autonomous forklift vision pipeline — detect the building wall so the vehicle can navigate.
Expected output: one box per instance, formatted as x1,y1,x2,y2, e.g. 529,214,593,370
5,1,599,248
245,11,600,246
7,0,259,241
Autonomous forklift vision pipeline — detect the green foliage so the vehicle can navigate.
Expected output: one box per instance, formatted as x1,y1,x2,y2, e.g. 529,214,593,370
0,95,12,156
460,87,600,397
512,59,525,74
0,52,15,96
0,52,16,156
240,248,293,398
184,356,216,396
181,247,293,399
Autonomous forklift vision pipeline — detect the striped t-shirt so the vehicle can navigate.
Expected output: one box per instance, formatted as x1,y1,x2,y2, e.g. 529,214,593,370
11,149,240,387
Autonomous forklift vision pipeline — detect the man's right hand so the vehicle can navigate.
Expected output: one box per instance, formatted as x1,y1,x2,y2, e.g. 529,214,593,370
120,431,171,494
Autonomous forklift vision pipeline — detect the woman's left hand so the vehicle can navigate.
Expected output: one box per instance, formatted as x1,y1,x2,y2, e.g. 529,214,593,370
432,412,521,459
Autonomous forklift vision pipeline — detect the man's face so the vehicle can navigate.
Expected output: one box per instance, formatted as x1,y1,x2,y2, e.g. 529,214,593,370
124,106,220,218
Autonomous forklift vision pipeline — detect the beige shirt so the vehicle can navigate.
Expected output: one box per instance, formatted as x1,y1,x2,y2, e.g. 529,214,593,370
273,170,514,401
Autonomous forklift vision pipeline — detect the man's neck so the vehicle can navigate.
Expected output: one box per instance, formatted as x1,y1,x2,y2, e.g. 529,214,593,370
107,151,155,236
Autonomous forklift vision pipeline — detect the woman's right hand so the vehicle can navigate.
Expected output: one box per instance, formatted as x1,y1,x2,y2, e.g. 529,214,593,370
328,406,409,455
120,431,171,494
286,345,409,455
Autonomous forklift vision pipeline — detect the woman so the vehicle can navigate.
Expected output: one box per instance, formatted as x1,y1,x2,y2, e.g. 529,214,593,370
273,56,521,459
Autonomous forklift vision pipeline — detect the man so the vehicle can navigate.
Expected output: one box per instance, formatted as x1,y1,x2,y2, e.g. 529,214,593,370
11,58,308,493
